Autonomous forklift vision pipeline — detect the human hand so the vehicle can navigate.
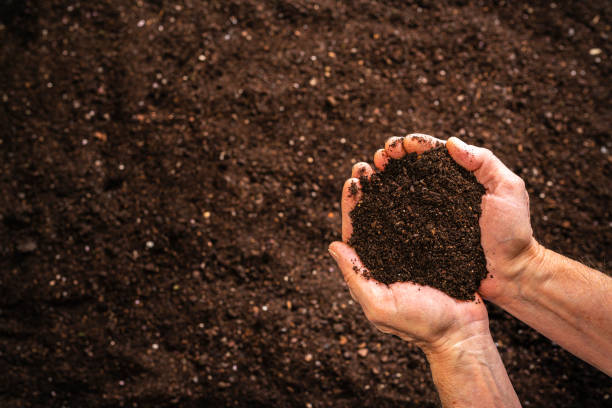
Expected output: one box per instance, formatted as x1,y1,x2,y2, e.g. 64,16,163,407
371,134,538,307
329,150,490,355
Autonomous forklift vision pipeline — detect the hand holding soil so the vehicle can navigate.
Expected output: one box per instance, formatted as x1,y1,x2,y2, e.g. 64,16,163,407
330,133,538,350
328,238,490,355
331,134,488,345
329,133,523,406
330,133,612,405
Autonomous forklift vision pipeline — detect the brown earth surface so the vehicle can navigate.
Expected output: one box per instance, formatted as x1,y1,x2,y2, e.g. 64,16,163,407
1,1,611,407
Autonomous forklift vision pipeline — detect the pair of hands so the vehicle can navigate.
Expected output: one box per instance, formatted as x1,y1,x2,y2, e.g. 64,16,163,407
329,134,537,356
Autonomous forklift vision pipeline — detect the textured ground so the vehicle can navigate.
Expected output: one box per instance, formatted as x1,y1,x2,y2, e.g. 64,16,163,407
1,1,611,407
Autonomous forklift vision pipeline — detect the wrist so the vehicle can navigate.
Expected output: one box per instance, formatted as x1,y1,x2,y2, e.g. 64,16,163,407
422,319,493,361
515,238,549,295
424,322,521,408
492,237,547,308
424,330,497,370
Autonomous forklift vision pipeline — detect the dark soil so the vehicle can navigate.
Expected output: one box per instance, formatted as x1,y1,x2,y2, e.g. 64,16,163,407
349,146,487,301
1,1,611,407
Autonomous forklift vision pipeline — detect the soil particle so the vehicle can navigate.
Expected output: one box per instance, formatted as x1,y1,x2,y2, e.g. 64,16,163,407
349,147,487,301
16,239,37,253
333,323,345,334
348,181,360,197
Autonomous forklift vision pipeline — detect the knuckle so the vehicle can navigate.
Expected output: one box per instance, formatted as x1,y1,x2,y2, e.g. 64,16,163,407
481,147,494,160
510,176,525,190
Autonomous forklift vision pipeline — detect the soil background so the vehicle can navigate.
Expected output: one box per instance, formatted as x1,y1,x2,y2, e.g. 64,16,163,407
1,1,611,407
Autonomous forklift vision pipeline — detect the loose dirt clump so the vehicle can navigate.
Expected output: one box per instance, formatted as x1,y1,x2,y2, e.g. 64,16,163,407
349,146,487,300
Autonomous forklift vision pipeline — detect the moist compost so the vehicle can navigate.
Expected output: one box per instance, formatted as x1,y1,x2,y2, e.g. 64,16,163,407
349,146,487,301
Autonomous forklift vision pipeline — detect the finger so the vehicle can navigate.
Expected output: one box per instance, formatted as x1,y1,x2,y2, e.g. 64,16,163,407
351,162,374,179
341,178,361,242
447,137,518,192
402,133,444,154
373,148,390,171
384,137,406,159
329,241,388,306
446,137,490,172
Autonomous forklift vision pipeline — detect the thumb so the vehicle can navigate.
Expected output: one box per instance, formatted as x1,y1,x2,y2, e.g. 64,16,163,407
447,137,516,192
328,241,385,306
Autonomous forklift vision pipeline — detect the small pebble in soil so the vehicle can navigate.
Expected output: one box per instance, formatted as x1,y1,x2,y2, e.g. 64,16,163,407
17,239,37,253
94,131,107,142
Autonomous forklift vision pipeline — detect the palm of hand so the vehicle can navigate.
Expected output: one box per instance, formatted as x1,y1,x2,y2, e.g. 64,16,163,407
366,281,488,350
332,240,489,352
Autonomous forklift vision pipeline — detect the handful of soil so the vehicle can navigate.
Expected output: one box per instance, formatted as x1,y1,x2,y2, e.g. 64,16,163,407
348,146,487,301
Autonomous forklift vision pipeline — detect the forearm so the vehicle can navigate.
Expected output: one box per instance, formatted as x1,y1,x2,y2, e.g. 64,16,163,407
497,241,612,374
424,326,520,408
